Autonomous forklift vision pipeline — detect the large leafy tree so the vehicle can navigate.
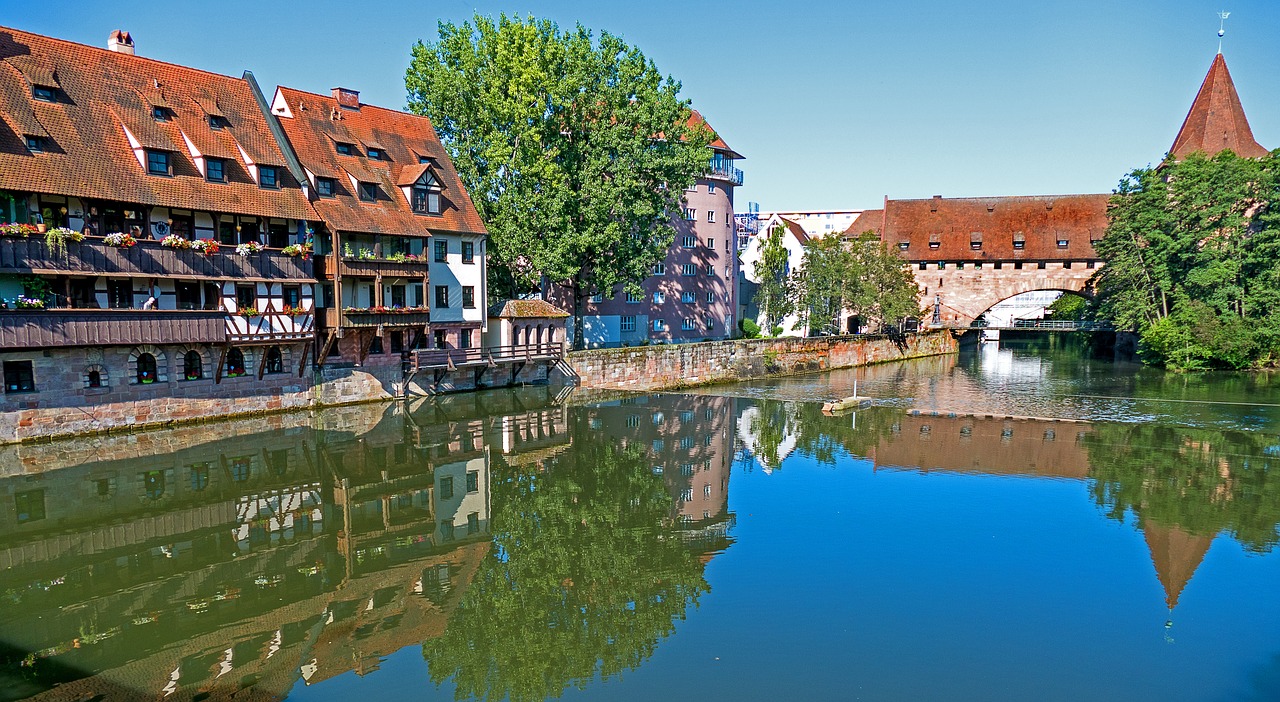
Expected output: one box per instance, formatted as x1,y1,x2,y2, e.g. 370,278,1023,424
1092,151,1280,369
791,234,853,336
845,233,922,332
421,413,709,701
406,15,714,349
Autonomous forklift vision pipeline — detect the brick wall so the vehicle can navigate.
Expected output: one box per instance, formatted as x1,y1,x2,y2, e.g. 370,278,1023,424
560,331,957,391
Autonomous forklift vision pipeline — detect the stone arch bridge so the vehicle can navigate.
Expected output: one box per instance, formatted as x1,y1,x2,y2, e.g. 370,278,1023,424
845,193,1109,327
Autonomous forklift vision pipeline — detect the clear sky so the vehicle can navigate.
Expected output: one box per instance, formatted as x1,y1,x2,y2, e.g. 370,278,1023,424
3,0,1278,211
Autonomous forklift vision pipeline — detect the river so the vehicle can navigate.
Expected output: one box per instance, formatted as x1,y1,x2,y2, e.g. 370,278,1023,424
2,340,1278,701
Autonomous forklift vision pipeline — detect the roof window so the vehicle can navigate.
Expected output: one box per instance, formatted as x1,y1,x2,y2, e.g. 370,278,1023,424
358,182,378,202
367,147,385,161
316,177,335,198
335,142,356,156
25,136,46,154
32,85,55,102
259,166,279,189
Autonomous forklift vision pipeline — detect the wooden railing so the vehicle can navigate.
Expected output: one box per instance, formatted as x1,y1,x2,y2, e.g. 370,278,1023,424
412,344,564,371
225,312,315,344
0,237,313,281
320,308,432,328
0,309,226,349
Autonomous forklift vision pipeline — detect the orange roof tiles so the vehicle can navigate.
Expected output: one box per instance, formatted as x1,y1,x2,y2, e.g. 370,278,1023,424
1170,53,1269,160
0,25,314,221
689,108,742,159
779,216,809,244
273,85,486,238
865,194,1107,261
488,298,570,319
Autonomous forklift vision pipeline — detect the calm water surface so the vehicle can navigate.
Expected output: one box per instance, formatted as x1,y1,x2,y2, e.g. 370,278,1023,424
2,340,1279,701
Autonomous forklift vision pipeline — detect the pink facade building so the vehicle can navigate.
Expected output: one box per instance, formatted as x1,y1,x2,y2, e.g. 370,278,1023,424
562,111,743,346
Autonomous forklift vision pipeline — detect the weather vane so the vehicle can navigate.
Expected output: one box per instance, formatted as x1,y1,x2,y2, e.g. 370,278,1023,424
1218,11,1230,54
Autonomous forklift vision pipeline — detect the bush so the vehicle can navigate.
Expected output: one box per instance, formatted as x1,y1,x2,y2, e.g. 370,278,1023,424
739,318,761,339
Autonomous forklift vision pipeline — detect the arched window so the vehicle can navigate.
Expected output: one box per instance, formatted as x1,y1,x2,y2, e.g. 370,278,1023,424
265,346,284,374
183,350,203,380
136,353,157,384
225,348,246,377
87,370,102,388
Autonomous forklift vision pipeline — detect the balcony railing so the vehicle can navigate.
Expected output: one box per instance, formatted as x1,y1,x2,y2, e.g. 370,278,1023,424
0,236,313,281
0,309,226,349
226,312,316,344
412,344,563,372
314,254,431,280
321,307,431,328
707,163,744,186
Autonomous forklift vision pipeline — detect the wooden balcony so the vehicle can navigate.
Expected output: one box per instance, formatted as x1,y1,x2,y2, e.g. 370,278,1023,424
0,309,226,349
226,312,316,345
313,254,430,280
0,236,313,281
320,307,431,329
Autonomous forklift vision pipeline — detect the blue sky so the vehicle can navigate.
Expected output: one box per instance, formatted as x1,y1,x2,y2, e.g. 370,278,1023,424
3,0,1278,211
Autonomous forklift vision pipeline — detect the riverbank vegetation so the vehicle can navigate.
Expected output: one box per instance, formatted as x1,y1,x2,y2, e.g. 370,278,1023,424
1092,150,1280,370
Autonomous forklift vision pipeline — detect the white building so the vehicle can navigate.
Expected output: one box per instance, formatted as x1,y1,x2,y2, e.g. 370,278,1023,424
738,215,809,337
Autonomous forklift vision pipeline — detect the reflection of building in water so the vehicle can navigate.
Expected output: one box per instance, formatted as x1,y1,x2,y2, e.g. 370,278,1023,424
735,403,799,473
580,395,736,537
868,412,1211,618
0,394,594,701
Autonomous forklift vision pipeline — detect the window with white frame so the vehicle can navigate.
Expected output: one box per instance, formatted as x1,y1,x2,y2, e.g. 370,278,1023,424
706,291,716,303
704,264,714,275
706,210,715,223
681,235,696,248
652,291,664,304
590,292,603,303
681,291,695,303
626,291,642,303
621,315,637,332
653,262,665,275
707,238,715,249
706,316,715,330
652,319,665,331
682,319,695,330
708,182,716,194
682,264,697,276
683,208,696,221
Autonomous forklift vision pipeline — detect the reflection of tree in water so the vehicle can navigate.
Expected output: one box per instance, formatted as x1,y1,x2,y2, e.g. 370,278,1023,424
422,417,710,702
1082,423,1280,552
740,400,906,469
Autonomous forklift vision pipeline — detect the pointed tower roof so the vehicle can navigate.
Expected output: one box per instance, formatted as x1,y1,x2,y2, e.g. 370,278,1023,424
1141,520,1214,610
1170,54,1269,159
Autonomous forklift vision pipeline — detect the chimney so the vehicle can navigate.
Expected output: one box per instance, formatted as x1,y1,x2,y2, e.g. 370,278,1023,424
332,87,360,110
108,30,135,55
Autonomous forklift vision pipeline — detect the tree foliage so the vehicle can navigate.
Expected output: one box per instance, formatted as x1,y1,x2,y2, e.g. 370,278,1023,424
1092,151,1280,369
786,232,921,335
406,15,714,349
421,416,709,701
753,223,793,335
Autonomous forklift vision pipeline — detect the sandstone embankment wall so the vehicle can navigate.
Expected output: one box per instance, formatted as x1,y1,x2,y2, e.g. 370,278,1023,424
560,331,957,391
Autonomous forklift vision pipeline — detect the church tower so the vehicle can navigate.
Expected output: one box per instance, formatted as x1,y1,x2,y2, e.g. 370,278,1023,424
1169,53,1269,159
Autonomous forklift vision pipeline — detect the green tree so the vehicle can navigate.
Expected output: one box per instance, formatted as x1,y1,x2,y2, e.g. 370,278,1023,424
422,416,709,701
791,235,854,335
846,233,922,332
1092,151,1280,369
753,223,794,335
406,15,714,349
1045,293,1087,320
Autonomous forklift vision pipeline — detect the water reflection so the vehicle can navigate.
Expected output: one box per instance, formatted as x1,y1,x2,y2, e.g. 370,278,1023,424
0,374,1277,700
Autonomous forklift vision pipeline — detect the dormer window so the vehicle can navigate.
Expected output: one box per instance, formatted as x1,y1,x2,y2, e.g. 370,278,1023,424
25,136,46,154
152,106,172,122
206,158,225,183
209,115,227,130
316,177,335,198
367,147,384,161
259,166,279,189
898,241,909,251
147,150,171,176
335,142,355,156
418,155,431,164
1056,239,1069,249
411,171,442,215
358,182,378,202
32,85,55,102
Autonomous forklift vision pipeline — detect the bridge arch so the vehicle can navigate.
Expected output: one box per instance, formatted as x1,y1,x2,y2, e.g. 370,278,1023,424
915,262,1097,327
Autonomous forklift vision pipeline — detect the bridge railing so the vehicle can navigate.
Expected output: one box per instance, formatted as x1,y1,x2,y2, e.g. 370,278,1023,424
412,344,564,372
1010,320,1115,331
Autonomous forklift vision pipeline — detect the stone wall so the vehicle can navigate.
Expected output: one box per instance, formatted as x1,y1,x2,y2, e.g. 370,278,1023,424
0,345,312,444
560,331,957,391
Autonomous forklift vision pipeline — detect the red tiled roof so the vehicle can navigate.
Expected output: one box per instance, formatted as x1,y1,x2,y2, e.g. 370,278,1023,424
779,216,809,244
1170,54,1268,160
273,85,486,238
688,108,742,159
842,209,884,238
488,298,569,319
874,194,1108,261
0,26,314,220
